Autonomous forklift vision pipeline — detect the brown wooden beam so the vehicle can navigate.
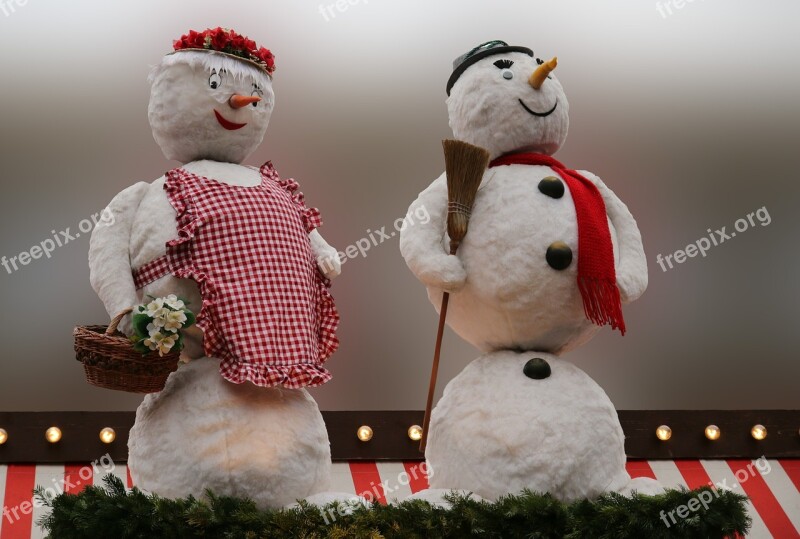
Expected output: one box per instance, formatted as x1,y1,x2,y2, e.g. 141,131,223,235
0,410,797,463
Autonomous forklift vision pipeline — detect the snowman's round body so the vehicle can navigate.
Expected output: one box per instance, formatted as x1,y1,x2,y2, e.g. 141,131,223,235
425,164,620,354
426,350,630,501
128,358,331,508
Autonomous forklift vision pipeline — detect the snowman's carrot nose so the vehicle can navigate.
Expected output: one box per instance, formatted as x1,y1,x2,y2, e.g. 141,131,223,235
529,57,558,90
229,94,261,109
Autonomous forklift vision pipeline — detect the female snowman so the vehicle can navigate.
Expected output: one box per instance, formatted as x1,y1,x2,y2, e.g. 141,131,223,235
400,41,660,501
89,28,341,508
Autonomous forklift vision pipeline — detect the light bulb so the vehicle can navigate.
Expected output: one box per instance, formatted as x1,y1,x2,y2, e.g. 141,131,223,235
99,427,116,444
704,425,721,441
45,427,62,443
750,424,767,441
357,425,373,442
0,428,7,445
655,425,672,441
408,425,423,442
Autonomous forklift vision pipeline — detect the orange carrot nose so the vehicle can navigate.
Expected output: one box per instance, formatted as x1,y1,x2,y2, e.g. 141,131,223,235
229,94,261,109
529,57,558,90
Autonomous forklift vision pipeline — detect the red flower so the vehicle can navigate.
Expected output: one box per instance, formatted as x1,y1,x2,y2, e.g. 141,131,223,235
173,29,205,50
257,47,274,64
211,27,229,50
231,35,247,51
193,30,208,48
244,38,257,52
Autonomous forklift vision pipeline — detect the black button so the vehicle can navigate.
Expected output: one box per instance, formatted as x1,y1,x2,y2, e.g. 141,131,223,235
538,176,564,199
523,358,551,379
546,241,573,270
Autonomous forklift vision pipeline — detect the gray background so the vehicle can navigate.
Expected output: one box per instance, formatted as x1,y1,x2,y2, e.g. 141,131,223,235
0,0,798,411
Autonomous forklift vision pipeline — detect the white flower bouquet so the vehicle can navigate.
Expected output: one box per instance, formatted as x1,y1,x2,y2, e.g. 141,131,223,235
131,295,196,356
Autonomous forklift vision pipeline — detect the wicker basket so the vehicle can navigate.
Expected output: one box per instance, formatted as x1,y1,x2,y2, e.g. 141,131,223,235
74,308,180,393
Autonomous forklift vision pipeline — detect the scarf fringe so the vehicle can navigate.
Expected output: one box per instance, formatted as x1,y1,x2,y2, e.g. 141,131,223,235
577,276,626,336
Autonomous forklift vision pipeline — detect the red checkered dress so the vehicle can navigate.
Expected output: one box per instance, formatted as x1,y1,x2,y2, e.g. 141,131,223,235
133,162,339,388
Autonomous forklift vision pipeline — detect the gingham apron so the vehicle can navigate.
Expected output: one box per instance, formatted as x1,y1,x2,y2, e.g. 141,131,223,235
132,162,339,388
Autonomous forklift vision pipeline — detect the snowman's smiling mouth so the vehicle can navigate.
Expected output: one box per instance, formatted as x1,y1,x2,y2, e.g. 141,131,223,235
213,109,247,130
519,98,558,118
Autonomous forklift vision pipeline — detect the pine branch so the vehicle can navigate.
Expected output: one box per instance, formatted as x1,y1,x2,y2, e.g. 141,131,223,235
37,476,750,539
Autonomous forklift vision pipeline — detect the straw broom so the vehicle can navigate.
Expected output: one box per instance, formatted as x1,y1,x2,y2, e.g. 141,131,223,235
420,139,490,452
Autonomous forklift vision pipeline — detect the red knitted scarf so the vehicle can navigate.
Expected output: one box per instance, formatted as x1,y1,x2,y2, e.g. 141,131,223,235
489,152,625,335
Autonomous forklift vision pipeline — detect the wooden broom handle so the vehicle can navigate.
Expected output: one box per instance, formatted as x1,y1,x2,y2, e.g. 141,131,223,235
106,307,134,336
419,291,450,453
419,242,460,453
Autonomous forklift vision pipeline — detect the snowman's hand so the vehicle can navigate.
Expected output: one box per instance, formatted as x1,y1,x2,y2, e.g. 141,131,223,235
309,230,342,279
417,253,467,292
316,249,342,279
401,172,465,290
116,315,134,337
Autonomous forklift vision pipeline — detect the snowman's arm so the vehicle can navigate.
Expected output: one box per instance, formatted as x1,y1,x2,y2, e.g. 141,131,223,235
88,182,150,332
579,171,648,303
399,173,466,292
309,229,341,279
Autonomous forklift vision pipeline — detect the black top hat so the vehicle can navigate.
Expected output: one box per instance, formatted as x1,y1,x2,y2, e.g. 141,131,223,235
446,40,533,95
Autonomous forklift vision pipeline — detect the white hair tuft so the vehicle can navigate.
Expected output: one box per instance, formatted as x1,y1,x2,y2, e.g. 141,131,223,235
148,50,271,87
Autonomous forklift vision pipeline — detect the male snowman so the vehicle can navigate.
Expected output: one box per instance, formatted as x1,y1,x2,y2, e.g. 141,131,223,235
89,28,344,508
400,41,660,502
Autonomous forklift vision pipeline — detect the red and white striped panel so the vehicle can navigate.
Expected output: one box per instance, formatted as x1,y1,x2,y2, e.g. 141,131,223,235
0,460,796,538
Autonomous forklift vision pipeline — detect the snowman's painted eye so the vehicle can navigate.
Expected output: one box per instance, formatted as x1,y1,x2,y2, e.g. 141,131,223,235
250,90,260,107
208,70,223,89
493,59,514,80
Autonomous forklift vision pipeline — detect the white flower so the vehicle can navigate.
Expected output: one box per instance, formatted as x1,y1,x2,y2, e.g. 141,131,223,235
144,298,165,317
164,294,186,311
156,334,177,356
162,310,188,331
143,331,163,351
149,308,171,328
143,331,178,356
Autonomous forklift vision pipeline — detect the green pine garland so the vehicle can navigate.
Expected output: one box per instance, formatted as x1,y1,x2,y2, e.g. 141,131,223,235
35,475,750,538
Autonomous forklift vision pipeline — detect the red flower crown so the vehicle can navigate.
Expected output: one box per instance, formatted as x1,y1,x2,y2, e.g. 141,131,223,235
172,27,275,75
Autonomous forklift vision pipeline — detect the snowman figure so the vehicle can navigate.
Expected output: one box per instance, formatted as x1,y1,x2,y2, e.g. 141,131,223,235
88,28,343,508
400,41,661,501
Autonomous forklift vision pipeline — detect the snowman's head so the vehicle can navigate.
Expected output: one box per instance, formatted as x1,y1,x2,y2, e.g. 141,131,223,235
148,50,274,164
446,41,569,159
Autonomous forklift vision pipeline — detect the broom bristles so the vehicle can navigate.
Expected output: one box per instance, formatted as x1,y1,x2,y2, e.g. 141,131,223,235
443,139,490,252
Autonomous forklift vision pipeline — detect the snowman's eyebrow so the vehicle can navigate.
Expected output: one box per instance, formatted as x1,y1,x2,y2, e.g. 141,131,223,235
493,59,514,69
